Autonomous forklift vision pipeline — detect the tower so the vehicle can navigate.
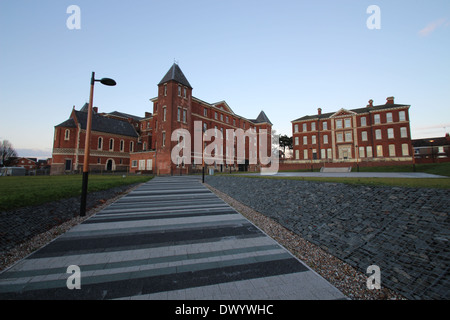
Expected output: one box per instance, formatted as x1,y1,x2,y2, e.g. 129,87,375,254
153,63,193,174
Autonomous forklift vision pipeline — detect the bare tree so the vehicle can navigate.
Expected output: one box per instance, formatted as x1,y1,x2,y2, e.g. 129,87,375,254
0,140,18,166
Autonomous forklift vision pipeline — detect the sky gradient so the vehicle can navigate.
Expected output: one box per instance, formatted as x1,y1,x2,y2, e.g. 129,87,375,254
0,0,449,159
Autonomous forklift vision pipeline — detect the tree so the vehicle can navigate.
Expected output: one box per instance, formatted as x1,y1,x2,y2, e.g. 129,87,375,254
279,135,293,158
0,140,18,166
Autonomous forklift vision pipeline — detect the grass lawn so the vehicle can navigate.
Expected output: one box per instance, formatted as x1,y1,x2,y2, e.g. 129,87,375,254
353,162,450,177
0,174,153,211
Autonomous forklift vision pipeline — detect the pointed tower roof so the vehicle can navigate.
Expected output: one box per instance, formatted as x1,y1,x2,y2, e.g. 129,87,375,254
253,110,272,125
158,63,192,88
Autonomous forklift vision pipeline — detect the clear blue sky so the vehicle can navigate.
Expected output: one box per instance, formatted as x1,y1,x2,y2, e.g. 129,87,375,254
0,0,449,159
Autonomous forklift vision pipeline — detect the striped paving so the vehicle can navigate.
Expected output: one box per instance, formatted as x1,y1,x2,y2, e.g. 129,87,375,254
0,176,346,300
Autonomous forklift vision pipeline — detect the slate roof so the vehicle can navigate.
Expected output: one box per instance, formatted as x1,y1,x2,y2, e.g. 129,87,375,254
108,111,144,122
293,103,410,122
158,63,192,88
55,118,76,128
72,110,138,137
412,136,450,147
250,111,273,125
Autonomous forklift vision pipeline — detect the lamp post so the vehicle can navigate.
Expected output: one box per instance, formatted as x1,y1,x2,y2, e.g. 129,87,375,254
429,139,435,163
80,72,116,217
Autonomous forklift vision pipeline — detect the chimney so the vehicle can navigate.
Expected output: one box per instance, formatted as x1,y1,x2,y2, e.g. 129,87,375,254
93,107,98,113
367,99,373,108
318,108,322,115
145,112,152,118
386,96,395,105
446,133,450,141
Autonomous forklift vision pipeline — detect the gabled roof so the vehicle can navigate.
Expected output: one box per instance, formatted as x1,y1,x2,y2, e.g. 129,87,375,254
158,63,192,88
73,110,138,138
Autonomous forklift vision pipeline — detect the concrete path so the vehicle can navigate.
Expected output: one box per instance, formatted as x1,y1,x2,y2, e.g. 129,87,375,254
0,176,346,300
245,172,447,178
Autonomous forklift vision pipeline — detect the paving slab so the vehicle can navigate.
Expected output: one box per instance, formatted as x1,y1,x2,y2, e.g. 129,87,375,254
0,176,346,300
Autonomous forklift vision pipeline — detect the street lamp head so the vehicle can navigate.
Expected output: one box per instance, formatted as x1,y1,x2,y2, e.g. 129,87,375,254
99,78,116,86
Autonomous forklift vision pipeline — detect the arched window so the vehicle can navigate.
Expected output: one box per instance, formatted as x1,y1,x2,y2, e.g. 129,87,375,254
64,129,70,140
120,140,124,152
98,137,103,150
130,141,134,152
109,138,114,151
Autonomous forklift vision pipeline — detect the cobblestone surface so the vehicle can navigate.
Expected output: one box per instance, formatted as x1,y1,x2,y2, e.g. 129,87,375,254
206,176,450,300
0,184,141,258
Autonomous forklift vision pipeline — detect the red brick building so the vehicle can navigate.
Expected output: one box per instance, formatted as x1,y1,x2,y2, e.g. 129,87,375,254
130,63,273,175
11,157,37,171
51,64,273,175
51,104,140,175
288,97,413,169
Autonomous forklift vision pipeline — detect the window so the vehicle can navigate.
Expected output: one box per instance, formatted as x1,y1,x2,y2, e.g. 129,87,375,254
303,123,307,132
389,144,396,157
295,137,299,146
183,88,187,98
367,146,373,158
321,149,326,159
64,129,70,140
374,114,381,124
402,144,409,156
344,118,351,128
303,136,308,145
183,109,187,123
323,135,328,144
311,122,316,131
98,137,103,150
178,85,181,96
164,84,167,96
323,122,328,130
361,131,368,141
303,149,308,159
336,120,343,129
220,114,223,122
130,141,134,152
327,148,332,159
361,117,367,127
215,112,218,120
376,145,383,157
204,108,207,117
294,124,299,133
163,107,166,121
147,159,153,171
233,119,236,126
143,142,146,151
177,107,181,121
359,147,365,158
399,111,406,121
388,128,394,139
312,135,316,144
139,160,146,170
162,132,166,147
109,139,114,150
345,131,352,142
295,150,299,159
120,140,124,152
386,113,393,123
226,116,229,123
336,132,343,142
203,122,207,132
400,127,408,138
375,129,382,140
131,160,137,168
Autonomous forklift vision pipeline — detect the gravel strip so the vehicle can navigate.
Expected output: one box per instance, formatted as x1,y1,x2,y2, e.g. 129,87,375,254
0,183,144,273
205,182,406,300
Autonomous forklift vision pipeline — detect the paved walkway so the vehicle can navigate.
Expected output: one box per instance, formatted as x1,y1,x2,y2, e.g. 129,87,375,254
0,176,345,300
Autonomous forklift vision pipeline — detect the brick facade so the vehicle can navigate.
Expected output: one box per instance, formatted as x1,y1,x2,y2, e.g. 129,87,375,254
289,97,413,168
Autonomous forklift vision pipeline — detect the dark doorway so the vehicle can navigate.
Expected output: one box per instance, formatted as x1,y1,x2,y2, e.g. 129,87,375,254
106,159,113,171
65,159,72,171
